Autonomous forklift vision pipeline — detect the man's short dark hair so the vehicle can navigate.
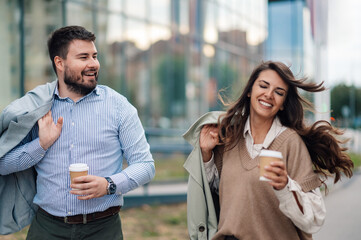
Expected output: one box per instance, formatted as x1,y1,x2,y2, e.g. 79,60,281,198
47,25,96,74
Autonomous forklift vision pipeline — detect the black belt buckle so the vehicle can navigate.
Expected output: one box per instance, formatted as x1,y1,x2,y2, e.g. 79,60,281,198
64,214,87,224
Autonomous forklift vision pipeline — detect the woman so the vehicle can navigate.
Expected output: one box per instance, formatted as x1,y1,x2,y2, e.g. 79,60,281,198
185,61,353,240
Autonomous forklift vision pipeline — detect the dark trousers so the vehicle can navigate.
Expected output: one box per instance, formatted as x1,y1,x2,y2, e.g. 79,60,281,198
26,209,123,240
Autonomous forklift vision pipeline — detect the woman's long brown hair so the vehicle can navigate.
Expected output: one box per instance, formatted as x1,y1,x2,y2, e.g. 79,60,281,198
218,61,353,183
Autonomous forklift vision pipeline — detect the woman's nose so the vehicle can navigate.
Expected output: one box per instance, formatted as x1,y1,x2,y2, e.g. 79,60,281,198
264,89,273,99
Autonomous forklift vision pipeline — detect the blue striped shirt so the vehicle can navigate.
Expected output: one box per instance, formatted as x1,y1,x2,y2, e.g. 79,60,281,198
0,85,155,217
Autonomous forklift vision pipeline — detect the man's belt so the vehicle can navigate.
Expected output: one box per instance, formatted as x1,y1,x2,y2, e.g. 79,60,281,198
38,206,121,224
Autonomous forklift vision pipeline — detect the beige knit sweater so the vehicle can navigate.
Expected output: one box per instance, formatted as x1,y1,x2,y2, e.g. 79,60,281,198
213,128,321,240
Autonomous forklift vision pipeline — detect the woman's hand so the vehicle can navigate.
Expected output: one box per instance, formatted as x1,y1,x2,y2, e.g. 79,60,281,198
199,124,219,162
264,161,288,190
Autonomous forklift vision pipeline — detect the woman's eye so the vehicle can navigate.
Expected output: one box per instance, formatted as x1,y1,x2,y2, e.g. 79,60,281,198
275,91,284,96
260,84,267,89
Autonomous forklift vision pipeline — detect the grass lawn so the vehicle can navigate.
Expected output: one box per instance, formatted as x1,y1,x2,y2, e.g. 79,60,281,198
349,152,361,169
152,153,188,182
120,203,188,239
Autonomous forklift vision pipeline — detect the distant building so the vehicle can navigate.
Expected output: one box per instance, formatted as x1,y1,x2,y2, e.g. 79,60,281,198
1,0,267,128
267,0,330,122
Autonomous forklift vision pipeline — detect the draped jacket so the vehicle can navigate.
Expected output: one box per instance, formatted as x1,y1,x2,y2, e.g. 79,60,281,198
0,80,57,234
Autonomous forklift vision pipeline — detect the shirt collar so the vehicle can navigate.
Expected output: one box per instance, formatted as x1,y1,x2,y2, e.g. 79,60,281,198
243,116,286,148
262,117,286,148
243,117,251,138
54,84,100,101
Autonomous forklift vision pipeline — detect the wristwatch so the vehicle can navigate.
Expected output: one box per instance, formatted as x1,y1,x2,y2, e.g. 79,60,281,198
105,177,116,195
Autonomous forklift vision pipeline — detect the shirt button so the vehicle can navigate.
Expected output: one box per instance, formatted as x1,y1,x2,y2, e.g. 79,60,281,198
68,212,72,215
72,122,75,126
71,144,74,148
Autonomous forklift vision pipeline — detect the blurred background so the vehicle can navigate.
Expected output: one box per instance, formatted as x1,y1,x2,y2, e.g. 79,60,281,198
0,0,360,239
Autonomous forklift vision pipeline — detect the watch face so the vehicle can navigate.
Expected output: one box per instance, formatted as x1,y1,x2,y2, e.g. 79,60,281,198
109,183,116,194
106,177,116,195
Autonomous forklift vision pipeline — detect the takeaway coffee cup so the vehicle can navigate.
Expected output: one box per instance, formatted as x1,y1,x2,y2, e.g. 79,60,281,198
259,150,283,181
69,163,89,190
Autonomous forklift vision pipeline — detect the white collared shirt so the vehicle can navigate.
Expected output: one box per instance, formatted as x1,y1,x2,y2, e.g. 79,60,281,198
243,116,287,159
204,116,326,234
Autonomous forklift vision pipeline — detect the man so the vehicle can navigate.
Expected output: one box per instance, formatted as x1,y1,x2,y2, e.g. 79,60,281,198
0,26,155,239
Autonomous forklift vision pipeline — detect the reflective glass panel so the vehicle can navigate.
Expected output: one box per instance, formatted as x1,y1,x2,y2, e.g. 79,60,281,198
66,1,93,30
24,0,62,91
125,0,146,19
150,0,170,26
0,1,20,110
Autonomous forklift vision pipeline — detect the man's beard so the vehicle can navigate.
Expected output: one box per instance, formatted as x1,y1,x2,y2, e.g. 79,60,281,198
64,67,98,96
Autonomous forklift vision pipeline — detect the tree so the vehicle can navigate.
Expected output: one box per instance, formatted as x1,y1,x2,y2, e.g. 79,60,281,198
209,62,239,110
331,83,361,128
157,55,186,118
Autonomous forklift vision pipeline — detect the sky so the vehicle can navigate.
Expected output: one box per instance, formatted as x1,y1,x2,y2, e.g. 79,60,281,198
328,0,361,86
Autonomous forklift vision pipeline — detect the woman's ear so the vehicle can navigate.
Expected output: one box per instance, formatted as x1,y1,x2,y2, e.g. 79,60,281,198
247,92,251,97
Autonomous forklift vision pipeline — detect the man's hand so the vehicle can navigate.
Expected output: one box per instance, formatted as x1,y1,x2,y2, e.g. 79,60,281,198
70,175,109,200
38,110,63,150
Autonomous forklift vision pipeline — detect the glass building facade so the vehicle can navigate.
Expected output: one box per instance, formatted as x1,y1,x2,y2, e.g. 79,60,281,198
0,0,268,128
266,0,314,77
266,0,330,122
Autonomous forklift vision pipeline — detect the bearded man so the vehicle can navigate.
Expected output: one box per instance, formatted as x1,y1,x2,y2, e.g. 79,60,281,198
0,26,155,240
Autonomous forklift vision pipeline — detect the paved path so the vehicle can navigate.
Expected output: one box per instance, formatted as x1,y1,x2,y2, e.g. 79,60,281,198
314,171,361,240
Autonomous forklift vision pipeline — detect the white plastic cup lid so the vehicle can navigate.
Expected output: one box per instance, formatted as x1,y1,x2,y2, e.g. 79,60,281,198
69,163,89,172
259,150,283,159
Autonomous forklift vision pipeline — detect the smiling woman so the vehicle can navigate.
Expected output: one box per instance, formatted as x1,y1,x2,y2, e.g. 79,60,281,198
248,70,288,133
185,60,354,240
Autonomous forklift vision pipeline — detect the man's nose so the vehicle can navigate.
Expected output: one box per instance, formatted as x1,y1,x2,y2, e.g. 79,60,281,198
87,58,99,68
